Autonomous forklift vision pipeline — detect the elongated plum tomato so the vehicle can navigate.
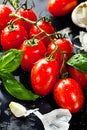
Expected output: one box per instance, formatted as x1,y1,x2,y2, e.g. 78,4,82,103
0,4,12,33
54,78,84,113
13,8,37,33
1,24,28,51
47,38,74,71
29,20,55,48
48,0,78,16
68,66,87,89
20,39,46,72
31,58,60,96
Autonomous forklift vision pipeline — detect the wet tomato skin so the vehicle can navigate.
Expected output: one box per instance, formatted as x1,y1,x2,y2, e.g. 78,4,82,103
54,78,84,113
13,8,37,33
47,38,74,73
29,20,55,48
0,4,12,33
68,66,87,89
1,25,28,51
31,58,60,96
48,0,78,16
20,39,46,72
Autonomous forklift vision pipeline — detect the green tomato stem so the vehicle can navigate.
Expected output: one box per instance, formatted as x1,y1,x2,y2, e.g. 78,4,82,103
9,12,69,77
10,13,36,24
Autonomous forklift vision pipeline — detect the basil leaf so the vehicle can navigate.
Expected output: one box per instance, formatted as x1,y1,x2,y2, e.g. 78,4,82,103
0,49,23,73
12,0,19,9
1,73,39,101
67,53,87,73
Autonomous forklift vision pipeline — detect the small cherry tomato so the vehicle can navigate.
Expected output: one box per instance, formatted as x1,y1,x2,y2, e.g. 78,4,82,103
54,78,84,113
1,24,28,51
13,8,37,33
20,38,46,72
48,0,78,16
47,38,74,70
0,4,12,33
31,58,60,96
29,20,55,48
68,66,87,89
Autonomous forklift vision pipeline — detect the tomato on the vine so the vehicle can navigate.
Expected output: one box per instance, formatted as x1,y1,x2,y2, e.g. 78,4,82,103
13,8,37,33
47,38,74,72
68,66,87,89
20,38,46,72
54,78,84,113
1,24,28,51
31,58,60,96
29,20,55,48
0,4,12,34
48,0,78,17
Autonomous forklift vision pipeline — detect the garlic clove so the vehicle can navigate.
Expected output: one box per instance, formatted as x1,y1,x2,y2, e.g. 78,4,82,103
9,101,27,117
71,1,87,28
9,101,39,117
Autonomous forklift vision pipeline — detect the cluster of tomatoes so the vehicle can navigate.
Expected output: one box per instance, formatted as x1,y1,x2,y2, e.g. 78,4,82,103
0,2,86,114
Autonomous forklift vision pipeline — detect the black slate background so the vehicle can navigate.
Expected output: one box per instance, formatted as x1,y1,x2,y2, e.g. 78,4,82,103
0,0,87,130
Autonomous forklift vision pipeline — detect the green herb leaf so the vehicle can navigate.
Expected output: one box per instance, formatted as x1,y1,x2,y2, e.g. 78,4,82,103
0,49,23,73
67,53,87,73
1,73,39,101
6,0,19,9
12,0,19,9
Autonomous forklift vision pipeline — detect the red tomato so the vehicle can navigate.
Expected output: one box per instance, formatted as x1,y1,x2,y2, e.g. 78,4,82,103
48,0,78,16
68,66,87,89
0,4,12,33
31,58,60,96
1,24,28,51
29,20,55,48
20,39,46,72
47,38,74,71
54,78,84,113
13,8,37,33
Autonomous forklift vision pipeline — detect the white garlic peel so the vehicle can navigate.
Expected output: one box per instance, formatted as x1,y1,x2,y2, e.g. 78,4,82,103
71,1,87,28
79,31,87,52
34,109,72,130
73,31,87,52
9,101,72,130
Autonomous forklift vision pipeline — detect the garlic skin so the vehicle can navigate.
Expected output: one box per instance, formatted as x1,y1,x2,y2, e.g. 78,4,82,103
73,31,87,52
71,1,87,28
79,31,87,52
34,109,72,130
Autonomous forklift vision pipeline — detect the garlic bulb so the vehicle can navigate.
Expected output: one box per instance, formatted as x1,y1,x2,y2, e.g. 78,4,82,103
34,109,72,130
9,101,72,130
71,1,87,28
